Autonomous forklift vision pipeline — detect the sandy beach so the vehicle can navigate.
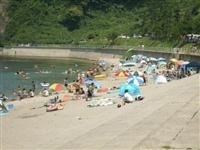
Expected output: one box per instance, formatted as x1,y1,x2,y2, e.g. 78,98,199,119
0,56,200,150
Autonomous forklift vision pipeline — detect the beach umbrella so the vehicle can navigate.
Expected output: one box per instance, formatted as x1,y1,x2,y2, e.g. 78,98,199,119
157,57,166,61
183,61,190,65
122,61,136,67
49,83,65,92
140,60,147,64
149,57,157,62
170,58,178,63
176,60,185,66
186,61,200,68
157,61,167,68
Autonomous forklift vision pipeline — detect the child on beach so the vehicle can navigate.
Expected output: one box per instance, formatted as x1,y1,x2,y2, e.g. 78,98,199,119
29,89,35,97
41,88,49,97
118,89,144,107
86,82,94,101
122,89,134,105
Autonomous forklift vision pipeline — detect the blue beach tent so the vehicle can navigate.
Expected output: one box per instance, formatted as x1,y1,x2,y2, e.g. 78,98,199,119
185,61,200,69
119,83,141,97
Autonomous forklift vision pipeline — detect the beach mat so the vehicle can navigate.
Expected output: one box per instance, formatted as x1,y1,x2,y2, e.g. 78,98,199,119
0,103,14,116
87,98,116,107
0,110,9,116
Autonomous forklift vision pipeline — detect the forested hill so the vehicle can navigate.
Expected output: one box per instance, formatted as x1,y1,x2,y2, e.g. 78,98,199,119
1,0,200,46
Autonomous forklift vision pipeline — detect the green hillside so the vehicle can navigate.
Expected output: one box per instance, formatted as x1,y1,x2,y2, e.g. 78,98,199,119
1,0,200,49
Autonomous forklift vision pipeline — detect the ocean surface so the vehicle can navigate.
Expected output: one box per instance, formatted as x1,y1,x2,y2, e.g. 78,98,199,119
0,57,93,98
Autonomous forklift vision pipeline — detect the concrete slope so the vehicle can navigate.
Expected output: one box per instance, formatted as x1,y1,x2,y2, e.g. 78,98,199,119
1,74,199,150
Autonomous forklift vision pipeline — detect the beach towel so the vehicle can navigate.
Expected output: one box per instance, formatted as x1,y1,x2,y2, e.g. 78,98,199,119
87,98,115,107
0,109,9,116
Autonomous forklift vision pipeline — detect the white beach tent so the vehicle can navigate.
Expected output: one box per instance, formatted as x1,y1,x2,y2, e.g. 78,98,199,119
155,75,168,84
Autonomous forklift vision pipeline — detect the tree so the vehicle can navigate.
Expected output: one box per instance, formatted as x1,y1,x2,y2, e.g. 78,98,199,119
61,6,84,31
107,31,119,45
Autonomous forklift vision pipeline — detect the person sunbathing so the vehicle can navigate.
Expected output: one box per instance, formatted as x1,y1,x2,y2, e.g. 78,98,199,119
73,87,86,100
46,103,64,112
41,88,49,97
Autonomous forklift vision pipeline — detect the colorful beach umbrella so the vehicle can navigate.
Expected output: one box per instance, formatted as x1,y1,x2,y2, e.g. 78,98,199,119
49,83,65,92
157,61,167,68
149,57,157,62
176,60,185,66
157,57,166,61
183,61,190,65
170,58,178,63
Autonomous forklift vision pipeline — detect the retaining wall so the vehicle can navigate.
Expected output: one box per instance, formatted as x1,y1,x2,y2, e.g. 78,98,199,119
1,47,121,60
1,47,200,61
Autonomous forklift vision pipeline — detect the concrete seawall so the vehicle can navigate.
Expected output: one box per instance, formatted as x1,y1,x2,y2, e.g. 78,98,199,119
1,47,200,61
1,47,122,60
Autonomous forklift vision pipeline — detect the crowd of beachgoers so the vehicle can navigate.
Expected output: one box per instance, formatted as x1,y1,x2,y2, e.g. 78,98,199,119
1,54,200,113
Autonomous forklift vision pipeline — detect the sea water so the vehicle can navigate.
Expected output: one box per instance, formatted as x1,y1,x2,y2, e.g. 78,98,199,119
0,57,93,98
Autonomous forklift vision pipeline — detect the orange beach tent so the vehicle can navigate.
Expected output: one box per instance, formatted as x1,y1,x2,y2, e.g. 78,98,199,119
114,71,129,77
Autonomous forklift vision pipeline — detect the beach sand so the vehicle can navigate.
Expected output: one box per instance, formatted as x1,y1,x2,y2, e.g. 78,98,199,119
0,57,199,150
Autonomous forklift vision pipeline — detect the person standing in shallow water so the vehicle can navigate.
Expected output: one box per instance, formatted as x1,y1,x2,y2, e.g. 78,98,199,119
31,81,36,92
64,77,69,88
